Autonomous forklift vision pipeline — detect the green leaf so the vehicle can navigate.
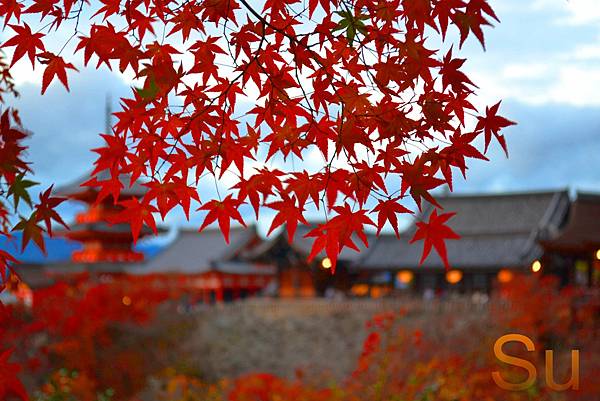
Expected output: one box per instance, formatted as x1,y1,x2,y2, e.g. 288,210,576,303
136,76,159,100
7,174,38,211
333,10,368,45
12,211,45,253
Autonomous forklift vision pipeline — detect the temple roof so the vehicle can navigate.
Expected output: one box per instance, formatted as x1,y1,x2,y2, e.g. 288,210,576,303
126,225,265,275
59,222,155,239
211,261,276,275
54,170,148,200
357,190,570,271
243,224,374,263
543,192,600,252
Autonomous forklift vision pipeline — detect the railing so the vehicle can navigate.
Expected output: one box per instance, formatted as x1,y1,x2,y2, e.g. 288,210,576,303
191,296,497,319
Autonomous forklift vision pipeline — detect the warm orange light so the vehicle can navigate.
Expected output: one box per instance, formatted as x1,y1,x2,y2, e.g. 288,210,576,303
396,270,414,284
370,286,390,298
351,284,369,296
446,269,463,284
321,257,332,269
122,296,132,306
531,260,542,273
596,249,600,260
497,269,514,283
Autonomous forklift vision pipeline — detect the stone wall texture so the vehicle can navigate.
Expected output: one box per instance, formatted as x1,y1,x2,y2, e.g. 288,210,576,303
180,297,493,381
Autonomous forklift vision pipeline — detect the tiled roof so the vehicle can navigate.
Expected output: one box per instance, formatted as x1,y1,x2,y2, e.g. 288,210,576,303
60,222,154,235
55,170,148,198
244,224,374,263
126,225,261,274
358,190,570,270
543,192,600,252
211,261,276,275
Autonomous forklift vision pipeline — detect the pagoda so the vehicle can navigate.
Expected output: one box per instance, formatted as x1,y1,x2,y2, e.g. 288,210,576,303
55,170,153,263
54,97,155,264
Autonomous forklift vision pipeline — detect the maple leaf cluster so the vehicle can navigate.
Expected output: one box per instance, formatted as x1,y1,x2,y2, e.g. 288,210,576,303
0,53,67,290
0,0,515,271
1,274,184,400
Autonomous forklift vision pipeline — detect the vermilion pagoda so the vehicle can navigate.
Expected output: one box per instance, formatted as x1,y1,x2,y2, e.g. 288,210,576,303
55,171,152,263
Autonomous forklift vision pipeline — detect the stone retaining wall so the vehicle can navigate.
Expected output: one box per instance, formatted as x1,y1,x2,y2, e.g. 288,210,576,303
180,297,494,381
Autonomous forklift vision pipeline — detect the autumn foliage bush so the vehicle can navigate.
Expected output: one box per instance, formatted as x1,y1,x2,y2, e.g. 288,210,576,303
5,273,596,401
1,274,192,400
147,275,598,401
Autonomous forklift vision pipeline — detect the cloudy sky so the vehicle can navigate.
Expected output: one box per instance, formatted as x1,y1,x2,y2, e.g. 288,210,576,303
3,0,600,235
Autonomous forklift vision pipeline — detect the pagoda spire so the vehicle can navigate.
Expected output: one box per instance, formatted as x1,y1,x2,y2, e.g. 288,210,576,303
105,93,112,134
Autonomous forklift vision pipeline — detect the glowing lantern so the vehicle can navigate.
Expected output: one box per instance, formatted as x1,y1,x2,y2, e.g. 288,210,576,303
446,269,463,284
596,249,600,260
396,270,414,284
531,260,542,273
321,257,332,269
497,269,514,283
351,284,369,296
122,296,132,306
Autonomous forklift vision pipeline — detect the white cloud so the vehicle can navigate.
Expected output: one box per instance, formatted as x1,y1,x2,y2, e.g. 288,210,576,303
9,60,44,87
532,0,600,25
501,62,551,80
474,61,600,106
569,40,600,60
547,65,600,105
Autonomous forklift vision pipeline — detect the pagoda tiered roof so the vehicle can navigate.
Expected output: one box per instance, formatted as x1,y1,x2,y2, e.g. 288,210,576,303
55,170,148,202
54,170,157,263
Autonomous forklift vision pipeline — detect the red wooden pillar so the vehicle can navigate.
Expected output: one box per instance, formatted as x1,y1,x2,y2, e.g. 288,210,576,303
216,287,224,303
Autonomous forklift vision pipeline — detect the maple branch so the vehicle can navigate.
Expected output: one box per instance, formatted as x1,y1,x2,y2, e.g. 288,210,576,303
153,21,268,184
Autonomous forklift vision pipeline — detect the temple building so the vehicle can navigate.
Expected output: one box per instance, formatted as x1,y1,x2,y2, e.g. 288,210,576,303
241,225,372,297
6,186,600,299
541,192,600,287
126,226,276,302
355,190,571,294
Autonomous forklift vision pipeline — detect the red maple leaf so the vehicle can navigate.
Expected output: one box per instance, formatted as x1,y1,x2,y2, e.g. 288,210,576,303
476,101,516,156
38,52,78,94
111,198,159,243
198,195,246,243
2,23,44,66
372,197,412,238
409,209,460,269
233,167,284,218
0,0,23,28
451,0,497,50
266,194,308,241
305,203,375,272
34,185,68,236
0,249,18,283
